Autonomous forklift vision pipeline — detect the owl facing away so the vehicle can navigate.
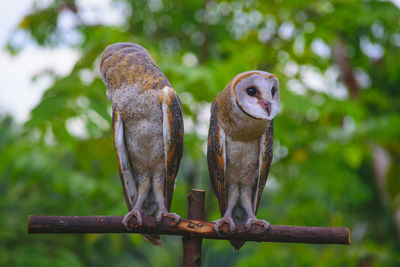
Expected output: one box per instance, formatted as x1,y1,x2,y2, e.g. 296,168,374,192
99,43,183,246
207,71,279,251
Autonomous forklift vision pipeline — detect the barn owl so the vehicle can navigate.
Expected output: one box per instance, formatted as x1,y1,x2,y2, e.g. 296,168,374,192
99,43,183,246
207,71,279,251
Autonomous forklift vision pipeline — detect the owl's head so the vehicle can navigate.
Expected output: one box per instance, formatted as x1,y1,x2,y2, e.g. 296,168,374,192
232,71,279,120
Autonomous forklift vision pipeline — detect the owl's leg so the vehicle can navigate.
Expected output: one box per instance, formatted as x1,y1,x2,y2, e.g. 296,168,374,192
241,189,270,232
122,173,151,230
214,185,238,236
153,173,180,225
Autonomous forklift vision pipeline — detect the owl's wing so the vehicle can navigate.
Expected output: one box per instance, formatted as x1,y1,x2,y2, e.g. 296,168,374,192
207,102,227,216
162,87,184,211
253,120,274,214
112,109,138,210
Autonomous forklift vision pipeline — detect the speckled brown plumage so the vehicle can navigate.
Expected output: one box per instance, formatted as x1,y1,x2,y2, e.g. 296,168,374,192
100,43,170,93
164,92,184,211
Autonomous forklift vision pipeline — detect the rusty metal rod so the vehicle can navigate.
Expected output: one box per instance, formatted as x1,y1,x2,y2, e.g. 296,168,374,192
28,215,351,244
182,189,205,267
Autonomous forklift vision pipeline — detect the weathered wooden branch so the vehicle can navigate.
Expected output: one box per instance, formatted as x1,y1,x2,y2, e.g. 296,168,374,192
28,215,350,244
182,189,205,267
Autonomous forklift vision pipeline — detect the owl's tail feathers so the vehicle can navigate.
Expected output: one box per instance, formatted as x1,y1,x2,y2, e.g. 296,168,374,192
141,234,164,246
230,240,245,251
229,204,247,251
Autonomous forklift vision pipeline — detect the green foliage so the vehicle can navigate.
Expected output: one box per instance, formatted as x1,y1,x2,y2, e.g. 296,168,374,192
2,0,400,266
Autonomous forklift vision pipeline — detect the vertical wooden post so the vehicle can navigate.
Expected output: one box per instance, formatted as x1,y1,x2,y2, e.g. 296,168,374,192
182,189,205,267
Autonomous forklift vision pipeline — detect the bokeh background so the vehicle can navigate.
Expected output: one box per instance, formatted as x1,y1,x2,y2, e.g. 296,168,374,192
1,0,400,266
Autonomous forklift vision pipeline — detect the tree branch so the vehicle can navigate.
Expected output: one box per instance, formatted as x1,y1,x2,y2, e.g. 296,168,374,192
28,215,350,244
332,37,359,99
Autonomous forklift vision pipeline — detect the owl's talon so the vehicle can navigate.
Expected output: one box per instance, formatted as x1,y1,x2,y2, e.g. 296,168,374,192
245,218,270,232
214,217,236,236
156,211,181,226
122,209,143,231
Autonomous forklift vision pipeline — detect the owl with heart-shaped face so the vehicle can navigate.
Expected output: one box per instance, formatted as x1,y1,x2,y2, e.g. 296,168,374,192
207,71,279,251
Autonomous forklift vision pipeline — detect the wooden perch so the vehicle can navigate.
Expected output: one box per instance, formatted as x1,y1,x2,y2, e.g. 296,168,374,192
28,215,350,244
182,189,205,267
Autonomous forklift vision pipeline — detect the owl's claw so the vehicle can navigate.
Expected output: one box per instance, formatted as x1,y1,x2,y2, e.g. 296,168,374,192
214,217,236,236
156,210,180,226
122,209,143,231
245,218,270,232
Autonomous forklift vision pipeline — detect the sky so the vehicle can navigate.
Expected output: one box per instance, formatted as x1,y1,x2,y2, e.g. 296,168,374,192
0,1,80,123
0,0,125,123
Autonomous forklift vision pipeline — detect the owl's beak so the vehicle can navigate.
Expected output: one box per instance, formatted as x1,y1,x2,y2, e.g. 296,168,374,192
258,100,271,116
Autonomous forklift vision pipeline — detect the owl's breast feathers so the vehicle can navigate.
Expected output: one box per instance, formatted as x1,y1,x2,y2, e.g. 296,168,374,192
99,43,170,93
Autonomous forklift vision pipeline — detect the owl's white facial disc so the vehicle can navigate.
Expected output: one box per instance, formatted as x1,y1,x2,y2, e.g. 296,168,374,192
233,72,279,120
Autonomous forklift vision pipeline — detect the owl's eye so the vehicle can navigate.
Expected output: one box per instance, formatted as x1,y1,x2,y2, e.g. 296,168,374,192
271,87,276,97
246,87,257,96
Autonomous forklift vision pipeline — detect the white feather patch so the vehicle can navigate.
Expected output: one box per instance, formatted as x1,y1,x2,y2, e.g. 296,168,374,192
114,112,137,207
162,86,170,187
220,128,227,176
253,132,266,212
